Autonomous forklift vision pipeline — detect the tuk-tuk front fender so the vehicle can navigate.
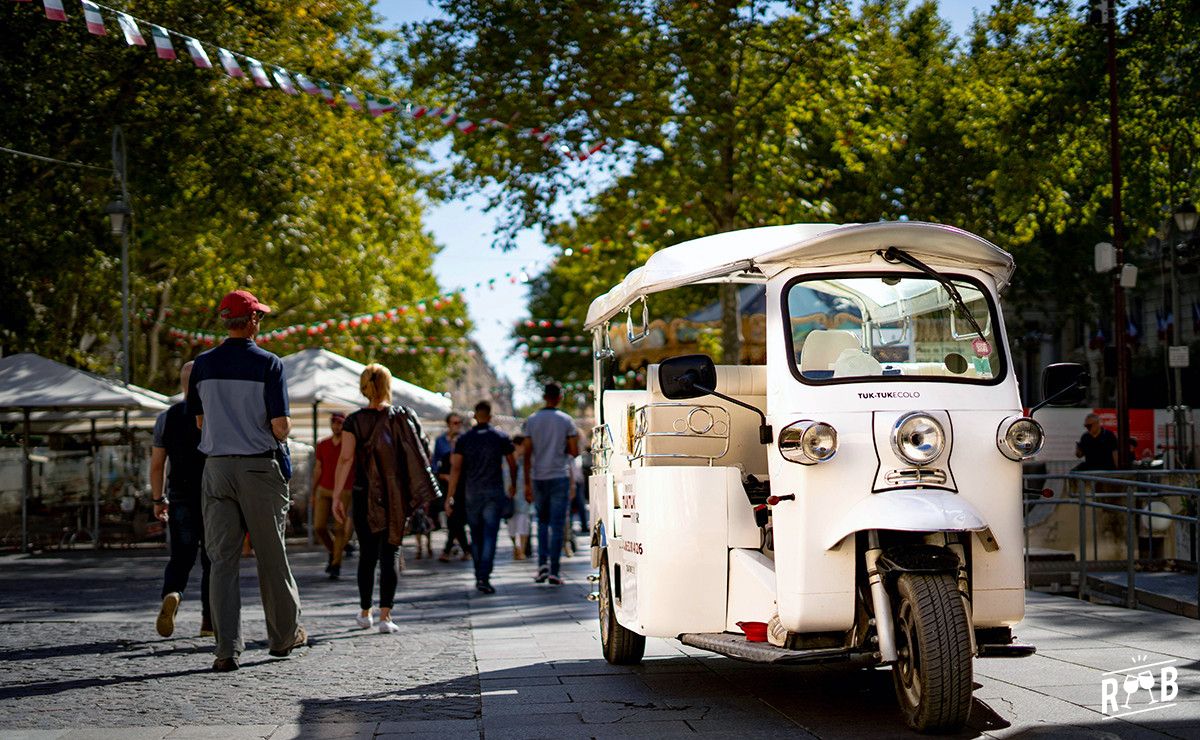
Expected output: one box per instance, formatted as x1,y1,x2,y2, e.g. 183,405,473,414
823,490,987,550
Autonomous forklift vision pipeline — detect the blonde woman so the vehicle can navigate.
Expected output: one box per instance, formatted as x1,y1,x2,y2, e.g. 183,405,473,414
331,364,406,633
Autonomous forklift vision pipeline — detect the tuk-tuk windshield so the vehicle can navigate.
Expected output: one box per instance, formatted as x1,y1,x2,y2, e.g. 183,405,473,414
786,273,1003,383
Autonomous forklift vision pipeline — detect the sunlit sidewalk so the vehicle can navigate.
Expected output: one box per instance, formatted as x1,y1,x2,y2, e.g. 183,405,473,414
1,537,1199,738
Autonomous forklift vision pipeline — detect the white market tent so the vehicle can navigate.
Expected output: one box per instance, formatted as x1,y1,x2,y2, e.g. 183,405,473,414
584,221,1015,329
0,353,169,552
280,348,451,544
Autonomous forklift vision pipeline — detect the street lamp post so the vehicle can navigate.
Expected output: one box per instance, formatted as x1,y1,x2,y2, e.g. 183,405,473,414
1170,200,1197,466
104,126,131,385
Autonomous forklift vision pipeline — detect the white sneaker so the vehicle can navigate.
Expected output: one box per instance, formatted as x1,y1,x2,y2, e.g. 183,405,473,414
355,612,374,629
378,619,400,634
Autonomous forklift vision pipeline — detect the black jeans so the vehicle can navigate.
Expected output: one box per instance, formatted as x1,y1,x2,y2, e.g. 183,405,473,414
442,484,471,555
162,497,211,621
353,488,399,610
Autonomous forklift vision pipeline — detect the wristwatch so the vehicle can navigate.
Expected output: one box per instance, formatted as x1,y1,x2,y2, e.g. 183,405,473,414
152,498,168,505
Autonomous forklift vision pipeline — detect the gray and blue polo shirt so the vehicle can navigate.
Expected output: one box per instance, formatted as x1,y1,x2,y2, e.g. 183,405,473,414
186,338,289,456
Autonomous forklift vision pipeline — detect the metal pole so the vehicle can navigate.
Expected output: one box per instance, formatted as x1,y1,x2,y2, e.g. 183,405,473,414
310,400,318,546
91,418,99,545
112,126,131,386
1104,0,1131,469
1126,484,1137,609
21,409,31,554
1079,480,1089,601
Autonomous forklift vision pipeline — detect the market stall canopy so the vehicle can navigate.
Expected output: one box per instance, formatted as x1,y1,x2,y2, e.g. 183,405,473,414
280,348,451,421
0,353,169,416
584,222,1015,329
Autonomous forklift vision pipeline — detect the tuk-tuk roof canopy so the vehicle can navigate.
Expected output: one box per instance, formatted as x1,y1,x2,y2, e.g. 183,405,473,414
583,222,1015,329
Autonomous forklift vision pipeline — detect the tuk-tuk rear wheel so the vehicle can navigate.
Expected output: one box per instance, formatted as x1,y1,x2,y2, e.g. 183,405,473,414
599,553,645,665
891,572,973,733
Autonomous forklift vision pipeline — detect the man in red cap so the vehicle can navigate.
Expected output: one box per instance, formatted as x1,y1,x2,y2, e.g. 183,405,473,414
187,289,305,672
311,410,354,579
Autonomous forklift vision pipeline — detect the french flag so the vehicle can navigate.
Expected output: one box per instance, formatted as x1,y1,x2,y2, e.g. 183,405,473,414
81,0,105,34
43,0,66,21
150,25,176,60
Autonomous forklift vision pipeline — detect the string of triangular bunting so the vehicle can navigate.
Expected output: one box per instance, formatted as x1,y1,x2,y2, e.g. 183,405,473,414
14,0,609,162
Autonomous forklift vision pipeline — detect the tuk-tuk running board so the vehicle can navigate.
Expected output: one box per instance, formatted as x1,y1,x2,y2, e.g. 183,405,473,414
679,632,877,666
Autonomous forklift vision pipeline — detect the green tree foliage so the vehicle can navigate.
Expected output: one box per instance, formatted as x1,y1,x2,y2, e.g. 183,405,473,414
408,0,1200,386
0,0,466,392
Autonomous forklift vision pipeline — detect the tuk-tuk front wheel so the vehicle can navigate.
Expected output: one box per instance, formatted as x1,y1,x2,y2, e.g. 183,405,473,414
891,572,973,733
599,553,645,665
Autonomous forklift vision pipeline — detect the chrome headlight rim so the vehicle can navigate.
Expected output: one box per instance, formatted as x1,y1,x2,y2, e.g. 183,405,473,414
891,411,946,467
778,419,838,465
996,415,1044,461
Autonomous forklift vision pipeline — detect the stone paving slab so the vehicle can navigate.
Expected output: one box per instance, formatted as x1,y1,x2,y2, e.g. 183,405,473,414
3,539,1200,738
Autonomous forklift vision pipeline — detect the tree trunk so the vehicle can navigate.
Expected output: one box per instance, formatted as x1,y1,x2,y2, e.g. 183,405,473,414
145,282,171,389
720,282,742,364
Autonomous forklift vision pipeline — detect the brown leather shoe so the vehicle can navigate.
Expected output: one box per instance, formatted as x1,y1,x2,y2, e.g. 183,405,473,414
268,626,308,658
212,657,239,672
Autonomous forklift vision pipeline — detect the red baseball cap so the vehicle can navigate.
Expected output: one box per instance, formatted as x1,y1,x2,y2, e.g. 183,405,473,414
218,289,271,319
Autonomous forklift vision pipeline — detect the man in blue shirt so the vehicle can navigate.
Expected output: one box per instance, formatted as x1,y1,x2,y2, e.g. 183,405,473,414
187,289,304,672
445,400,516,594
523,383,579,585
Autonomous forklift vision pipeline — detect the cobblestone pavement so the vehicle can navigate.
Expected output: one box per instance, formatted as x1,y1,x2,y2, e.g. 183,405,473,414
1,537,1199,739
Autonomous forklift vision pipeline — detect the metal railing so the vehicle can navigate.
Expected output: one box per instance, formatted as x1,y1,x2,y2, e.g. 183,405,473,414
1022,469,1200,616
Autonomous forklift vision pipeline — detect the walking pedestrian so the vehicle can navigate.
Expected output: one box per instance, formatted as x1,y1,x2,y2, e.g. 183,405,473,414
312,411,354,579
187,289,305,672
150,361,211,639
434,413,471,562
507,435,532,560
332,364,439,633
445,401,517,594
523,383,579,585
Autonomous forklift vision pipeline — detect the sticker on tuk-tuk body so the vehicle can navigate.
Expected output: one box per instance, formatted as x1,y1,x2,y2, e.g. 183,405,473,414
972,338,991,358
973,356,991,374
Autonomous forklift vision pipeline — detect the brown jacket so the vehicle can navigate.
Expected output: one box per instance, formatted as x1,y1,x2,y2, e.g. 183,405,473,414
365,406,439,546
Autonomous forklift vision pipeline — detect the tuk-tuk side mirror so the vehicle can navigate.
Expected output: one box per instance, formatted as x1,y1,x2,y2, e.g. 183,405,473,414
1036,362,1089,411
658,354,718,400
657,354,773,445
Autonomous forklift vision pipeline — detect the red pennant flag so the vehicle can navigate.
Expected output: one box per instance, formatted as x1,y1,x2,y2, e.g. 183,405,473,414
150,25,176,60
182,36,211,68
217,48,243,78
316,80,337,106
456,119,478,134
116,12,145,46
43,0,66,21
81,0,104,34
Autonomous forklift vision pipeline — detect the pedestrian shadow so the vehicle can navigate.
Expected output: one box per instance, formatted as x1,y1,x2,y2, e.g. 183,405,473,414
0,638,152,662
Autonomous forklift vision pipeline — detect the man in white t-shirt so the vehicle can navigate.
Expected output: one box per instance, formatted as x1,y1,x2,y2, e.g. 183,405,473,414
522,383,579,585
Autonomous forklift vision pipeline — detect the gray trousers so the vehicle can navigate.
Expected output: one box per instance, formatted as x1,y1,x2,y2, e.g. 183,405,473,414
201,456,301,659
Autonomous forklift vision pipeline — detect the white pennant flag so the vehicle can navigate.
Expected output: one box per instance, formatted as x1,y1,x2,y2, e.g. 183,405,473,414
217,48,243,78
182,36,211,68
43,0,67,21
293,73,321,96
340,86,362,112
116,12,146,46
272,68,298,95
81,0,105,35
246,58,272,88
150,25,176,60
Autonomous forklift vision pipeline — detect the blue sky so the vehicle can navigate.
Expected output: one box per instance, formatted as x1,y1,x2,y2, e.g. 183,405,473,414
373,1,992,403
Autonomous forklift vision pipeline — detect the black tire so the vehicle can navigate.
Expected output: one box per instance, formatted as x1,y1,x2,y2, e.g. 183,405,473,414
598,553,645,665
891,572,973,733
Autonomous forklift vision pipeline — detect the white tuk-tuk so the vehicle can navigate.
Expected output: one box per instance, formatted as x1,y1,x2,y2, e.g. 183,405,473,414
586,222,1083,732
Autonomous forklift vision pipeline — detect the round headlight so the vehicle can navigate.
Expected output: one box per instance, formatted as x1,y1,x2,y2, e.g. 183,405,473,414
997,416,1044,461
891,412,945,466
779,420,838,465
